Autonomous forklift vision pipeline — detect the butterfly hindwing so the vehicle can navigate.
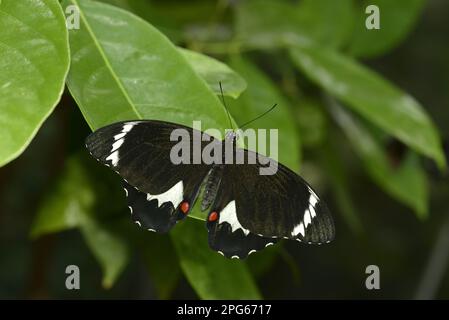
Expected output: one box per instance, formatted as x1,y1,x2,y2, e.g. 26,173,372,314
123,181,184,233
207,217,278,259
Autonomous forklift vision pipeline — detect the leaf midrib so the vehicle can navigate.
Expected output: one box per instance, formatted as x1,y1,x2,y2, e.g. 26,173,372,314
72,0,142,121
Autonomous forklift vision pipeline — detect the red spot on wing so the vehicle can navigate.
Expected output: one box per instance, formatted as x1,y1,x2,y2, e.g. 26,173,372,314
180,201,190,214
208,211,218,222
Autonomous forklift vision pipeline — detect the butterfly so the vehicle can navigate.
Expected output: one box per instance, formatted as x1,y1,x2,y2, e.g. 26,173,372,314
85,117,335,259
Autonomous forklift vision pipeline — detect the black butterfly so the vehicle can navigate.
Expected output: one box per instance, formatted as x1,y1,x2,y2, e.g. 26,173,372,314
85,118,335,259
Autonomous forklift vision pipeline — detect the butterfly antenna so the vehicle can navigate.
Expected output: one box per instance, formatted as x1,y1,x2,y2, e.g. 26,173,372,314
219,81,234,130
239,103,278,129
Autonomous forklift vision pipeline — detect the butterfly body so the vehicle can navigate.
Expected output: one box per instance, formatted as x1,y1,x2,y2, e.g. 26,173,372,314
86,120,335,259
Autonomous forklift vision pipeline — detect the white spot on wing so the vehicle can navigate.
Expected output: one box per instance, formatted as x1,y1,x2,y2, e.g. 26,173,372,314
122,123,136,133
231,255,239,259
114,132,126,140
308,187,319,218
304,209,312,227
265,242,274,248
147,181,184,209
291,222,305,237
248,250,257,256
291,189,321,237
111,139,124,152
106,122,140,166
128,206,133,214
218,200,250,236
106,151,119,166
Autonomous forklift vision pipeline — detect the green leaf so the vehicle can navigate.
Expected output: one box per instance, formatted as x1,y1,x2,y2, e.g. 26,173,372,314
234,0,307,50
234,0,354,50
320,139,362,233
329,100,429,218
179,48,247,99
31,154,131,287
0,0,69,167
96,0,213,43
80,217,130,288
289,43,446,169
172,220,261,299
348,0,426,58
140,233,180,299
246,245,279,278
295,98,328,148
296,0,355,49
31,156,94,238
63,0,240,221
228,56,301,171
63,0,234,134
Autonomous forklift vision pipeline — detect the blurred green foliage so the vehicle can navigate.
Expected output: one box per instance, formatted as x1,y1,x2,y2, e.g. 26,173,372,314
1,0,448,299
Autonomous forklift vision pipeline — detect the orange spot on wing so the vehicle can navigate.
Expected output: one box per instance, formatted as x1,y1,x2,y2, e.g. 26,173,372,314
180,201,190,214
208,211,218,222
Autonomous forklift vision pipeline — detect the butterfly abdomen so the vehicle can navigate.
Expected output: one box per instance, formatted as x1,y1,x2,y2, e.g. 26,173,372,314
201,165,224,211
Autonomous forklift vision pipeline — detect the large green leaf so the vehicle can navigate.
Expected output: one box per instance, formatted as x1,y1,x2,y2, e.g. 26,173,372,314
63,0,240,221
172,220,261,299
63,0,235,135
348,0,426,58
179,48,247,99
0,0,69,167
228,56,301,171
329,100,429,217
290,44,445,169
63,0,259,297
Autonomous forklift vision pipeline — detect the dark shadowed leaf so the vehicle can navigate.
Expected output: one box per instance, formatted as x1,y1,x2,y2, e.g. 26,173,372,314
31,157,93,238
329,100,429,218
235,0,354,50
234,0,306,50
320,139,362,233
140,233,181,299
348,0,426,58
296,0,355,49
31,154,130,287
80,217,130,288
172,220,261,299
